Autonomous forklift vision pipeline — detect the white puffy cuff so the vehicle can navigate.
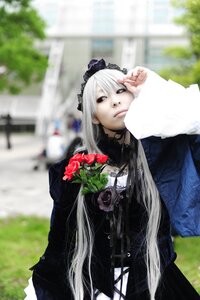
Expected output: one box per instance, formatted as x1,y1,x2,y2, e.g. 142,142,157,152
124,71,200,139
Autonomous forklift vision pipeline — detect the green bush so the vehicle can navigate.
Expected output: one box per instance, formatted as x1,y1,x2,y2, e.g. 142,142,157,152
0,216,49,300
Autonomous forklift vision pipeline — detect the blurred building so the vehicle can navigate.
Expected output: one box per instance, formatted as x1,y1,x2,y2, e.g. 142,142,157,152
0,0,188,135
34,0,187,70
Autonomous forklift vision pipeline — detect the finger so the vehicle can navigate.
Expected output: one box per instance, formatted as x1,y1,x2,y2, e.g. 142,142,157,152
128,67,143,77
123,79,137,85
117,78,125,83
138,69,148,80
123,82,138,94
118,66,148,84
125,68,144,82
117,77,137,87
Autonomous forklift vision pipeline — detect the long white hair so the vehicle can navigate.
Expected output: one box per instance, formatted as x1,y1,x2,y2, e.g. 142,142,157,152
69,68,161,300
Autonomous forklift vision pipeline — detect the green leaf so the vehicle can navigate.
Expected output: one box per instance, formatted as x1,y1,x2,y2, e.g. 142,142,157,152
73,178,82,184
159,0,200,87
0,0,47,93
82,187,90,195
79,169,87,183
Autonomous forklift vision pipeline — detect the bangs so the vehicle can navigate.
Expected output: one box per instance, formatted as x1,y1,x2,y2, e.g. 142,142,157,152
82,68,126,116
93,69,125,96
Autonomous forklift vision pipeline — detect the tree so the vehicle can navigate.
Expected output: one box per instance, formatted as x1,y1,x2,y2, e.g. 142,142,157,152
0,0,48,93
160,0,200,87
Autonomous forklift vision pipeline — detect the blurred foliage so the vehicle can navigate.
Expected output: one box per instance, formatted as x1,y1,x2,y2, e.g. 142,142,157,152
0,216,49,300
175,236,200,293
0,0,48,94
160,0,200,86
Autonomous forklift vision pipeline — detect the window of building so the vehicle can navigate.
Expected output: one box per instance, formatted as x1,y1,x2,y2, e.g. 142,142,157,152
91,39,114,57
147,46,177,71
153,7,169,23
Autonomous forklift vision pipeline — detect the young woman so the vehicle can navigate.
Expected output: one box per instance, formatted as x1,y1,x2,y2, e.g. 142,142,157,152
25,59,200,300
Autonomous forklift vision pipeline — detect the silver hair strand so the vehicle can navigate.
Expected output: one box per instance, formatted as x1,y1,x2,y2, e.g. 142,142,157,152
69,68,162,300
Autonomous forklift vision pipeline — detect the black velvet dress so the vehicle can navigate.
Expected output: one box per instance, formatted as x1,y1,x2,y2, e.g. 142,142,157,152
30,135,200,299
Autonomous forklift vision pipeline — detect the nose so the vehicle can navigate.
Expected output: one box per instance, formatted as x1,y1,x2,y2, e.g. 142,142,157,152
111,96,121,107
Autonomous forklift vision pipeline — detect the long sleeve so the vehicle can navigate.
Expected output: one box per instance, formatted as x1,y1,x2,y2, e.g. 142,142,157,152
47,159,79,250
124,71,200,236
31,159,80,300
189,134,200,174
142,135,200,237
124,71,200,139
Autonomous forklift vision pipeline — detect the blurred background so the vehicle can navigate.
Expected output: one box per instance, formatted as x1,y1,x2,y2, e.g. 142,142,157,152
0,0,200,299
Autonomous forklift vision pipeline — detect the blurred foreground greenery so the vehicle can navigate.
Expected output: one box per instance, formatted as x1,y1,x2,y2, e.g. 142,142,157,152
175,235,200,293
0,216,49,300
0,0,47,94
160,0,200,87
0,216,199,300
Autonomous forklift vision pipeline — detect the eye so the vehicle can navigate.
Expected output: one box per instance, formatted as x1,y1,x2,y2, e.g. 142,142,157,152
96,96,107,103
116,88,126,94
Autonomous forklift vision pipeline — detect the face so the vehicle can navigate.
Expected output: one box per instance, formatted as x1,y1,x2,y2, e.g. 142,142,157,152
92,85,134,136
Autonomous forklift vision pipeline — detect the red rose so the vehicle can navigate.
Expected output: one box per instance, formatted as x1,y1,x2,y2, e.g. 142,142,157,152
63,161,80,180
84,154,96,164
69,153,85,164
96,154,108,164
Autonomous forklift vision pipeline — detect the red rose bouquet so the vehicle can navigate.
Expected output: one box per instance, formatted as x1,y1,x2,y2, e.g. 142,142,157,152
63,153,109,195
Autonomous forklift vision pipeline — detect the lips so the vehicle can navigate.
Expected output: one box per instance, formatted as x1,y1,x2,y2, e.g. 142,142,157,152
114,109,128,117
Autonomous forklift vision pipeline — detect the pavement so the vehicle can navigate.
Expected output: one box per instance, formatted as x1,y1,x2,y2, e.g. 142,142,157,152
0,133,53,218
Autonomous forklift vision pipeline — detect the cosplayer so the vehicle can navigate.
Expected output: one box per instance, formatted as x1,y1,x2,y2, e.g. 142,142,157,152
24,59,200,300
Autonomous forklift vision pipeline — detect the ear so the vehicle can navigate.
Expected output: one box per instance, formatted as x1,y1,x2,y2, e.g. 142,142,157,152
92,116,100,125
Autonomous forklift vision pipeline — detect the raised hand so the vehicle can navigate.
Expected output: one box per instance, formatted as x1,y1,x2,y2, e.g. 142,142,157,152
118,66,149,94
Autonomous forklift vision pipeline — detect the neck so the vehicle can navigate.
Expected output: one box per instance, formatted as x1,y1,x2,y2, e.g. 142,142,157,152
97,129,132,167
102,127,130,145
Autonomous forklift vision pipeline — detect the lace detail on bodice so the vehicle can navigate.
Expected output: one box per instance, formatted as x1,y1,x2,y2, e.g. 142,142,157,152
105,174,128,190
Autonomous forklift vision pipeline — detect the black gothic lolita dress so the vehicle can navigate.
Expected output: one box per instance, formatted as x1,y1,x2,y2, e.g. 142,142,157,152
28,133,200,300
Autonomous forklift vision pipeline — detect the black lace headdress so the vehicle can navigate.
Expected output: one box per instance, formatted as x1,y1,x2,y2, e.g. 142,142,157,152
77,58,127,111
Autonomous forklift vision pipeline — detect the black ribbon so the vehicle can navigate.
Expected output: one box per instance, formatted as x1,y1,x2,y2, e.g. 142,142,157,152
105,163,130,298
83,59,106,81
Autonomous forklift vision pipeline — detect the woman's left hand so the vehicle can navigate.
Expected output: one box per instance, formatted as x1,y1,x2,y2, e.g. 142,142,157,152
118,66,149,94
